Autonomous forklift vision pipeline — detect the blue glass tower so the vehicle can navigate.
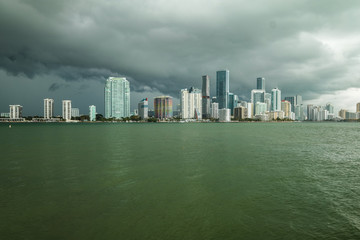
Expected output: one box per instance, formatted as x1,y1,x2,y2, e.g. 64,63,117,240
216,70,229,109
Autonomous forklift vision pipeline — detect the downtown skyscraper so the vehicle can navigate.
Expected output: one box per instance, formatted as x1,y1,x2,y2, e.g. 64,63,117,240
216,70,229,109
271,88,281,111
202,75,210,119
104,77,130,119
257,77,265,91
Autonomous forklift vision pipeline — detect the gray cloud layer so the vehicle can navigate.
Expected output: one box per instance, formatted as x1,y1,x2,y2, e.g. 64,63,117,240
1,0,360,114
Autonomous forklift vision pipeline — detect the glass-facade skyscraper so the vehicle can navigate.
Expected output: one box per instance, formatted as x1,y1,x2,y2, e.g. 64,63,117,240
104,77,130,119
271,88,281,111
257,77,265,90
216,70,229,109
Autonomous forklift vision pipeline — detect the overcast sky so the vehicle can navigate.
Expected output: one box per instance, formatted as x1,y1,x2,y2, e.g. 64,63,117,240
1,0,360,116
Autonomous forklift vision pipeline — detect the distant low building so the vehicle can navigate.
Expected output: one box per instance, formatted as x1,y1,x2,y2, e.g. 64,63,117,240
1,112,9,118
71,108,80,118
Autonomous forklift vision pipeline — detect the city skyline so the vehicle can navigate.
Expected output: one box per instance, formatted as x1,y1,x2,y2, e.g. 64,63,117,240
1,1,360,115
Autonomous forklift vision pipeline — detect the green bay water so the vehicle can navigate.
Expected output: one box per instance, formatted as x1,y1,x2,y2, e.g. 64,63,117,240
1,122,360,239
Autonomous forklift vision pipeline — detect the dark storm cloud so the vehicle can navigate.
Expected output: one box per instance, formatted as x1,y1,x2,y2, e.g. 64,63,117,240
1,0,360,109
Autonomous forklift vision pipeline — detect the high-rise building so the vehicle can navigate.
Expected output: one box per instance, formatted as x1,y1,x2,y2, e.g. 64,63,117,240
138,98,149,119
271,88,281,111
254,102,267,115
281,100,291,118
89,105,96,121
154,96,173,119
62,100,71,121
71,108,80,118
202,75,210,119
211,102,219,119
228,93,238,116
9,105,23,119
325,103,334,114
216,70,229,109
265,93,271,112
219,108,231,122
295,105,305,121
234,106,248,120
284,96,295,112
104,77,130,119
339,109,347,119
44,98,54,119
357,103,360,113
180,87,202,120
257,77,265,90
251,89,265,115
251,89,265,104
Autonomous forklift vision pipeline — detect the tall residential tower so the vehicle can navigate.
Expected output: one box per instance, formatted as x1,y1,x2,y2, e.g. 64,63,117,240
105,77,130,119
44,98,54,119
62,100,72,121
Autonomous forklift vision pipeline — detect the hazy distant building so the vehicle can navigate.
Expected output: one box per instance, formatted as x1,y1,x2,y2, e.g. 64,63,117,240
271,88,281,111
9,105,23,119
219,108,231,122
1,112,10,118
44,98,54,119
154,96,173,119
89,105,96,121
295,105,305,121
202,75,210,119
281,100,291,118
104,77,130,119
62,100,71,121
325,103,334,115
357,103,360,113
216,70,230,109
138,98,149,119
211,102,219,119
257,77,265,90
71,108,80,118
251,89,265,115
254,102,267,115
269,111,284,120
265,93,271,112
338,109,347,119
346,111,357,120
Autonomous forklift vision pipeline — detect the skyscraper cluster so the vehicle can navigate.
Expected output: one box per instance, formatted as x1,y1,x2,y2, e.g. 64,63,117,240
3,73,360,122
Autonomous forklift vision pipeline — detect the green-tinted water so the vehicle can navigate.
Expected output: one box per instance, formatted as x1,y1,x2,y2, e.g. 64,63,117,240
1,123,360,239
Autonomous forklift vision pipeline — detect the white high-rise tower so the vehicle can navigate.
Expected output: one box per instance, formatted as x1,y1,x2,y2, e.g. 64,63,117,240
44,98,54,119
62,100,72,121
